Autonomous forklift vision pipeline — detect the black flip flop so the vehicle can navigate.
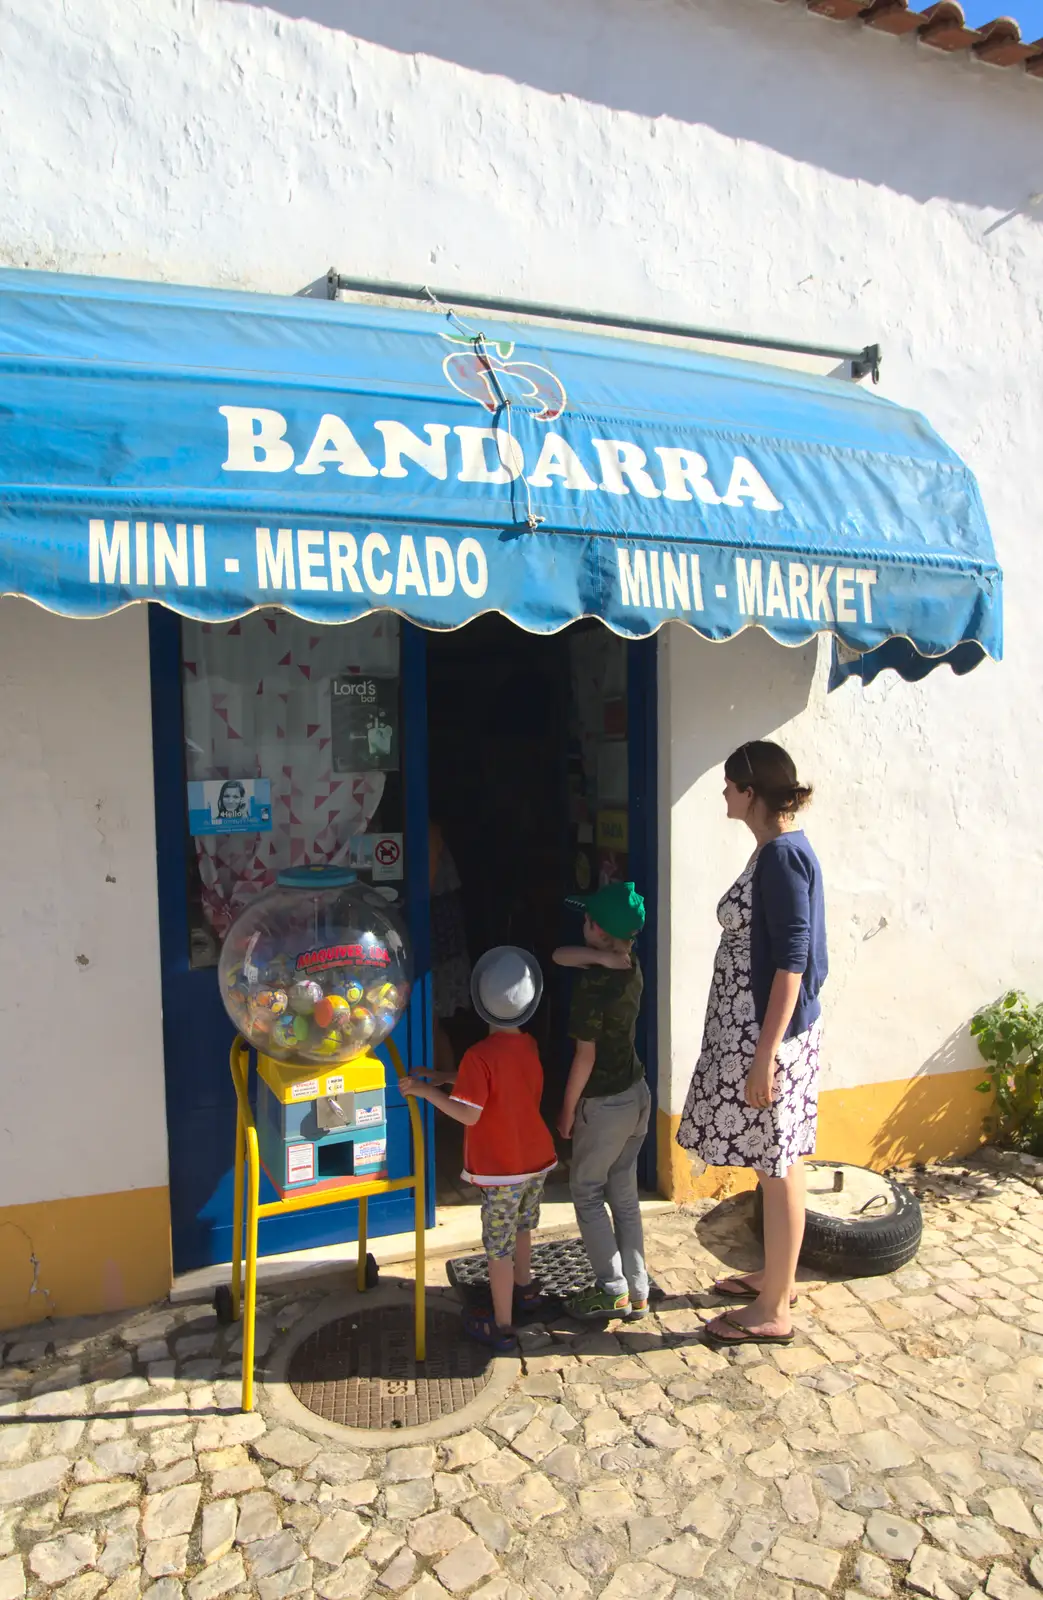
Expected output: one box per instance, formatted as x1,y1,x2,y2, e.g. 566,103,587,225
713,1276,798,1308
704,1311,795,1348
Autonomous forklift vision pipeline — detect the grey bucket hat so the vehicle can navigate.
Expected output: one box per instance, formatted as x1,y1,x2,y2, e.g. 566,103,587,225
470,946,544,1029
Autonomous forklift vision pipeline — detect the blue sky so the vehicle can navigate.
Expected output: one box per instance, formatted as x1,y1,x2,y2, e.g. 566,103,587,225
963,0,1043,37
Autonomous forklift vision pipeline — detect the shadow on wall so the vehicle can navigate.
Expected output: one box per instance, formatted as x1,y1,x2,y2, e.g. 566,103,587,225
666,625,818,807
225,0,1043,212
863,1023,991,1170
655,621,816,1067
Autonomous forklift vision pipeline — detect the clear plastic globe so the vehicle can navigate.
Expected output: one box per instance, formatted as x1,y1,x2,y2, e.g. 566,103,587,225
219,866,411,1066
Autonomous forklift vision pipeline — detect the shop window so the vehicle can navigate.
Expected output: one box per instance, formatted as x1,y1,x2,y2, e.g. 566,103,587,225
181,611,403,969
567,626,629,895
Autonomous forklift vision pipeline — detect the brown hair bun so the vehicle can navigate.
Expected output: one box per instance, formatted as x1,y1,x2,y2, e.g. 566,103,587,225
725,741,813,819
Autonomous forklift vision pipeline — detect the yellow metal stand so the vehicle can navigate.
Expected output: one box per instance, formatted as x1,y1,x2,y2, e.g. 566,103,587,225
227,1035,427,1412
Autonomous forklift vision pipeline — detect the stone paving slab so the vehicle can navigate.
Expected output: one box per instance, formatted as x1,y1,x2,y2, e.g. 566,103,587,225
3,1151,1043,1598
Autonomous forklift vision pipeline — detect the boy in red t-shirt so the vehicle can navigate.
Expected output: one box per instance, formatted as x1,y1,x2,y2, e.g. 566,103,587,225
400,946,554,1350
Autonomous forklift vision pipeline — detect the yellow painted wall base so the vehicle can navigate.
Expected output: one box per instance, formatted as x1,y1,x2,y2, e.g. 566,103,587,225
0,1187,172,1330
658,1066,991,1202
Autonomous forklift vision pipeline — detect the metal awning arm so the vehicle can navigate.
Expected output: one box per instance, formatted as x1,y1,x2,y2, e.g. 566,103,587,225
297,268,882,382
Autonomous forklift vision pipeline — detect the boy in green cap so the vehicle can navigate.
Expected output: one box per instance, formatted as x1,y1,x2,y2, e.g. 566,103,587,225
553,880,650,1320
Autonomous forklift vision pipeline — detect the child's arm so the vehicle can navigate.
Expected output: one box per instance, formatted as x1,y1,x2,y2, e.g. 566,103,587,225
398,1077,481,1125
552,945,631,970
557,1040,596,1138
409,1067,457,1087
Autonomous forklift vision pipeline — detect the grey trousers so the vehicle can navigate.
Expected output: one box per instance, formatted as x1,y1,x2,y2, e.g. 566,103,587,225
569,1078,651,1299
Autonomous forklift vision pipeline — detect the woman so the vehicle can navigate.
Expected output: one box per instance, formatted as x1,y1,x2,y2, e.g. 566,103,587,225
429,819,472,1080
677,740,827,1348
216,779,247,820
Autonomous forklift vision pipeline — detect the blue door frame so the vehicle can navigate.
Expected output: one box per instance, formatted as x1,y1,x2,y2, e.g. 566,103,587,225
150,610,657,1274
627,636,659,1192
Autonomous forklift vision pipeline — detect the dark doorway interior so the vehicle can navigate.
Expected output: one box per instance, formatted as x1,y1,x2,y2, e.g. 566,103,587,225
426,615,574,1200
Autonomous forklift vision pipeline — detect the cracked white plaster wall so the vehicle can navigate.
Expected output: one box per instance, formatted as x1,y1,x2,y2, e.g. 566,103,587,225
0,0,1040,1139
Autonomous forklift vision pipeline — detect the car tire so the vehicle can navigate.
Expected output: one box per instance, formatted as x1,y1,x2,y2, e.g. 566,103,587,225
750,1161,922,1278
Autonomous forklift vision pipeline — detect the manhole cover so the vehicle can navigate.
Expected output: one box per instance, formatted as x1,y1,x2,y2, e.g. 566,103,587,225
287,1304,493,1429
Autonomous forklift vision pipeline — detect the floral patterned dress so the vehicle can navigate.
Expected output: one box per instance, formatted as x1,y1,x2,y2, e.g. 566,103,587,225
677,855,821,1178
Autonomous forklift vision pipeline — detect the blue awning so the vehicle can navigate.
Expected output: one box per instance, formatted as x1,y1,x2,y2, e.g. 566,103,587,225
0,269,1001,676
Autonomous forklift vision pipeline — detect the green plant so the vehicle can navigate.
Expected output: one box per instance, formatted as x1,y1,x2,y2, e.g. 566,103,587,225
971,991,1043,1152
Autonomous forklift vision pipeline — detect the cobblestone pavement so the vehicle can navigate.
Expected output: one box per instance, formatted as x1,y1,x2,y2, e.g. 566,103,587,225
3,1152,1043,1600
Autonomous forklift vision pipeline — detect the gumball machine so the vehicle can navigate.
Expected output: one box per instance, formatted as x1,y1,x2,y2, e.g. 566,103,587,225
219,865,412,1199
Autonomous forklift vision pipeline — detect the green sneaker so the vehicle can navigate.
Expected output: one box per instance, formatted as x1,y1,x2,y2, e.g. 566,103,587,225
627,1294,650,1320
567,1285,631,1320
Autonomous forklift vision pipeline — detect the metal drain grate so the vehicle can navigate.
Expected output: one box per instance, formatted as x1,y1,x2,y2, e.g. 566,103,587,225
288,1304,494,1430
447,1234,663,1309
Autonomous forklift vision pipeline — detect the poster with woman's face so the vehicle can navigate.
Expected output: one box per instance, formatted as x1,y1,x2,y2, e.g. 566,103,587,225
187,778,273,834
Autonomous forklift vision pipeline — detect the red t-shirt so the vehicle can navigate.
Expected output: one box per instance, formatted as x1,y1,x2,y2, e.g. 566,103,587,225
450,1031,557,1185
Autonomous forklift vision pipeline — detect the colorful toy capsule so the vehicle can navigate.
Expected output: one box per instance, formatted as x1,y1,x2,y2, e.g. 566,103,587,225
247,1002,275,1036
270,1015,298,1053
349,1005,376,1042
288,979,323,1015
344,980,364,1005
313,993,349,1030
365,981,398,1008
252,988,289,1018
312,1029,343,1057
291,1014,311,1043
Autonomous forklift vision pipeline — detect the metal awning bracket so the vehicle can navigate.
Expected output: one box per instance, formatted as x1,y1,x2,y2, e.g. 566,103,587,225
851,343,883,383
299,269,883,381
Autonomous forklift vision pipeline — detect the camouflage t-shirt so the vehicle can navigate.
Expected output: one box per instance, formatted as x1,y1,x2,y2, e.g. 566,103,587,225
568,957,644,1098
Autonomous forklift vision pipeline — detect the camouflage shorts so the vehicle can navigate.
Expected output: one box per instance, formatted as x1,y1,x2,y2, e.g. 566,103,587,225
479,1175,546,1259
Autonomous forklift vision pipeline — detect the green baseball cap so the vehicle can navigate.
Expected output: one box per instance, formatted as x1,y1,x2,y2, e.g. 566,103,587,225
567,881,645,941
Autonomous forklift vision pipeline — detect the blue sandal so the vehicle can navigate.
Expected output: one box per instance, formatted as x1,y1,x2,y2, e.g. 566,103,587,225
462,1308,518,1352
467,1281,549,1322
513,1280,546,1316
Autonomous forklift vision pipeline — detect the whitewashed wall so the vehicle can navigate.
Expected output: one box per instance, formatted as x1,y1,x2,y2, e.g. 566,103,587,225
0,602,168,1206
1,0,1041,1149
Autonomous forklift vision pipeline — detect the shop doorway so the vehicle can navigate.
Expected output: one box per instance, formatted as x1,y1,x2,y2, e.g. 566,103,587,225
425,616,658,1202
150,606,655,1276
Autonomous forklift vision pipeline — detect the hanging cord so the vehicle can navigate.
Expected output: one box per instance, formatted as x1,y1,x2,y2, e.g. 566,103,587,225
423,288,545,533
423,284,482,342
475,332,544,534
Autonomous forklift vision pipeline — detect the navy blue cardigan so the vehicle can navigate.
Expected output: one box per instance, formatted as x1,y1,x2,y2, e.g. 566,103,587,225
750,831,827,1041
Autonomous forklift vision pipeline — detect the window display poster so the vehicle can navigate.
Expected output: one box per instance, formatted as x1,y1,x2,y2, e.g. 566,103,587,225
187,778,272,835
346,832,404,882
596,809,629,852
330,675,399,772
596,739,629,805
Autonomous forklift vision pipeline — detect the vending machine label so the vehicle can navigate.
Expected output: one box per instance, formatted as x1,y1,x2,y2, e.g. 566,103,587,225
287,1143,315,1184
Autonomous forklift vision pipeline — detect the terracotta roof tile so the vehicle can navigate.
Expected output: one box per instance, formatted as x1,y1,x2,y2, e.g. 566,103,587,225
769,0,1043,79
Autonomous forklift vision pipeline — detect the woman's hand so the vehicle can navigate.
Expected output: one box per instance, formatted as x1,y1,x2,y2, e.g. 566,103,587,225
744,1048,778,1110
